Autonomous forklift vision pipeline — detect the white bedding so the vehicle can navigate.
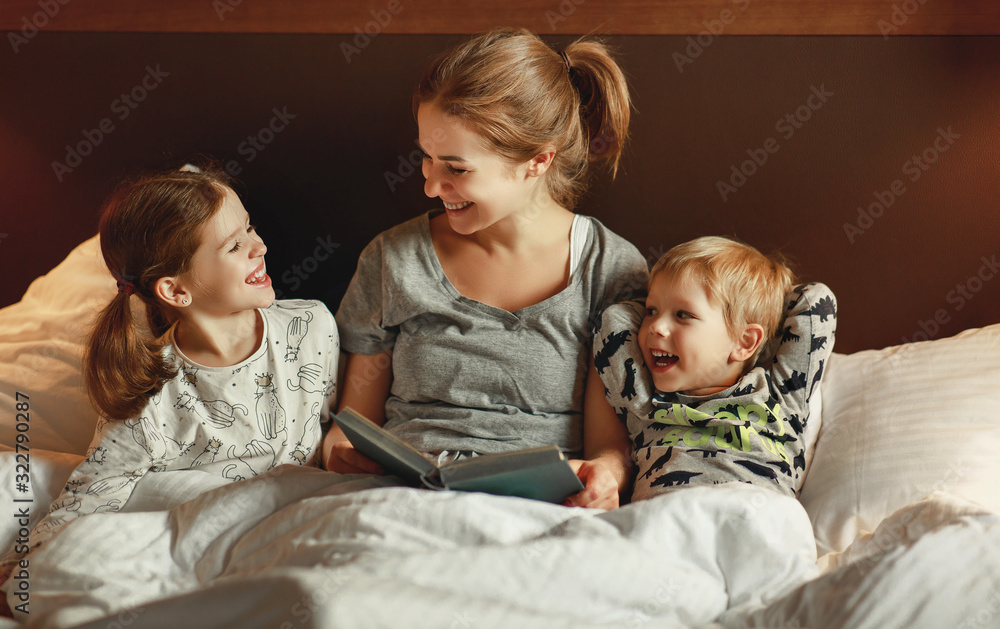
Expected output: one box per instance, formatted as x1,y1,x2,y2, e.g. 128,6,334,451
19,465,821,628
3,236,1000,628
10,463,1000,629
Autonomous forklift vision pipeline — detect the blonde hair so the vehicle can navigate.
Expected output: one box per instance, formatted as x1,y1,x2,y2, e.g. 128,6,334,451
86,166,232,420
413,27,631,209
650,236,795,364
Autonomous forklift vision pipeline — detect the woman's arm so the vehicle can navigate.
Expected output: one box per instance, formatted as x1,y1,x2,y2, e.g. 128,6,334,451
564,361,633,509
322,348,393,473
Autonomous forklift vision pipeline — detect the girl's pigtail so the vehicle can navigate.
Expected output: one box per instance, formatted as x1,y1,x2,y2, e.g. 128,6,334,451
85,286,176,421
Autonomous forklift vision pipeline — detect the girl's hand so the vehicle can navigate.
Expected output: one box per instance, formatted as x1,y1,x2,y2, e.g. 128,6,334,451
324,439,383,475
564,459,620,509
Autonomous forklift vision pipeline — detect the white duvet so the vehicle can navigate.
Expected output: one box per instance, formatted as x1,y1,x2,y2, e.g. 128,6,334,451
8,464,1000,629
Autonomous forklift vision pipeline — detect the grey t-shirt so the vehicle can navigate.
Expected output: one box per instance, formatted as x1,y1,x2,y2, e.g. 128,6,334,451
336,211,648,456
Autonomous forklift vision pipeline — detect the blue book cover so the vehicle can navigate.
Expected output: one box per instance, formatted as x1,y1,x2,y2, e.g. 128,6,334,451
334,407,584,504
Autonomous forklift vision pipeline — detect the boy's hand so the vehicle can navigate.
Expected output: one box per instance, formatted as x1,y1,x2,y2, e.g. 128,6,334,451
564,459,620,509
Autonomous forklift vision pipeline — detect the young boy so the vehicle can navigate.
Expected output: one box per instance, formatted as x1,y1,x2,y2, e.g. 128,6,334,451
594,236,837,502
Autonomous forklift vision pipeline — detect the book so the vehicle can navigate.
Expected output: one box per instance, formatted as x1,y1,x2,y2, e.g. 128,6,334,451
333,407,585,504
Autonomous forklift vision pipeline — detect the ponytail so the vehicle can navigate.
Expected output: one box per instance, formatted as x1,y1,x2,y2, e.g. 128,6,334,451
85,291,176,421
563,37,631,176
414,27,632,209
85,165,230,420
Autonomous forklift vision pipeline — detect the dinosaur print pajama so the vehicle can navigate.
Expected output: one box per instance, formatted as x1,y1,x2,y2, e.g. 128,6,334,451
594,284,837,502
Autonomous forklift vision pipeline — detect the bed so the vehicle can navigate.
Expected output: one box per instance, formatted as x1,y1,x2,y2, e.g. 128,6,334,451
0,235,998,628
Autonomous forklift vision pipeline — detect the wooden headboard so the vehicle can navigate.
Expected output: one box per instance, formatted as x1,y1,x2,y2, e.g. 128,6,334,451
1,2,998,352
2,1,999,34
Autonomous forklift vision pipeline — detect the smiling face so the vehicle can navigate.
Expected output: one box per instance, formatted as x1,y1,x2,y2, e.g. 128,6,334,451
182,187,274,315
417,102,553,235
639,270,748,396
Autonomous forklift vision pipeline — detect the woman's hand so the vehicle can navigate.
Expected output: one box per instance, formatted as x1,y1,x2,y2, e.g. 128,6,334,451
324,349,394,474
564,458,622,509
322,429,383,474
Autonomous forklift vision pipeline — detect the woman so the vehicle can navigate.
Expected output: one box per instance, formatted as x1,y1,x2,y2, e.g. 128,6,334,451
324,28,648,508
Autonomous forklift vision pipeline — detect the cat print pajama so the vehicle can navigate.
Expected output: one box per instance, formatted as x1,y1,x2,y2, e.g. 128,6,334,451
17,299,338,556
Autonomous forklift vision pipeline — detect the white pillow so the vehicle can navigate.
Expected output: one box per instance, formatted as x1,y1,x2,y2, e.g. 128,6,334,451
799,324,1000,555
0,236,112,455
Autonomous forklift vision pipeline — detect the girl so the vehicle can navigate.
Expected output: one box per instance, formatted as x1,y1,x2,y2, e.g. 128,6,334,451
7,166,338,565
324,28,649,509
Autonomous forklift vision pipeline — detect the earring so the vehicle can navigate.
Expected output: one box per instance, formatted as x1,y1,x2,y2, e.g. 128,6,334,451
182,298,190,305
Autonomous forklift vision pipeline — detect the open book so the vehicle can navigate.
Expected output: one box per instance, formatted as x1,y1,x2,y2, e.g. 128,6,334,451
334,407,585,504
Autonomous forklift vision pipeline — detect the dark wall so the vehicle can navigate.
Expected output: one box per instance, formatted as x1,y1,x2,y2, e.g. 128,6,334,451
1,33,998,353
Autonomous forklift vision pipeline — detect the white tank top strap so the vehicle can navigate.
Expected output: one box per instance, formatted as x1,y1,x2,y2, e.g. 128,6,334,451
568,213,590,277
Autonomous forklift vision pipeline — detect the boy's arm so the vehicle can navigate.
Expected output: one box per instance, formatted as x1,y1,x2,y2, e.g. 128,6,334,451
593,301,655,415
768,282,838,407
